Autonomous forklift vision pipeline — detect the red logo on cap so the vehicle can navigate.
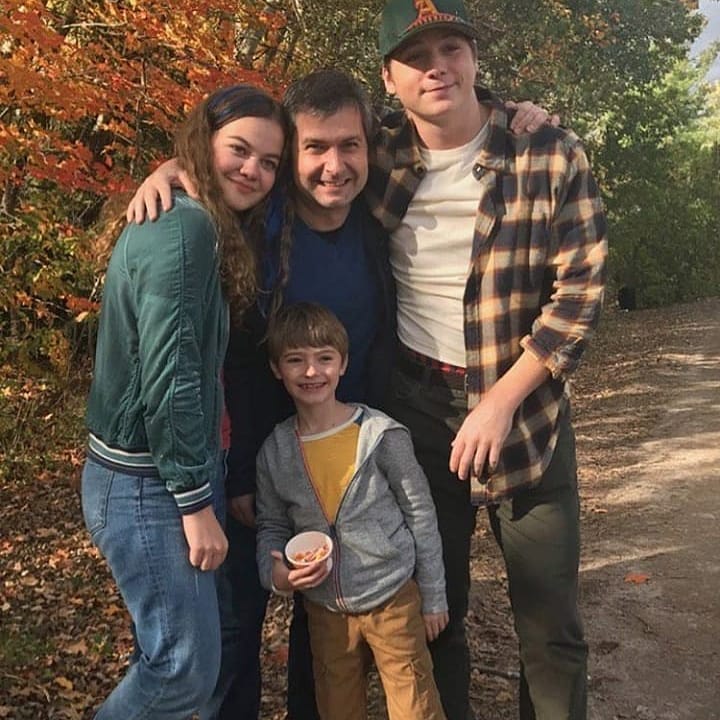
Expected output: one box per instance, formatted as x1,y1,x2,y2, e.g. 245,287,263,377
415,0,440,16
407,0,460,30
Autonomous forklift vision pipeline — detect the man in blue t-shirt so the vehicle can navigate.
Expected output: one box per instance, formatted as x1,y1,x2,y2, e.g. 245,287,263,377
217,70,396,720
128,70,398,720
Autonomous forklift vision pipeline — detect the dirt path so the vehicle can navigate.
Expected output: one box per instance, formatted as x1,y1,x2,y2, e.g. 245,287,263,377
579,300,720,720
466,298,720,720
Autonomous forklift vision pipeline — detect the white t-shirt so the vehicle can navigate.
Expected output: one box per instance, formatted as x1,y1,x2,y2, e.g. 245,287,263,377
389,122,489,367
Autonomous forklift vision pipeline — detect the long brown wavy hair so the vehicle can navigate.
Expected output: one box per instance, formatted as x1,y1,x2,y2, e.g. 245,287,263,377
175,84,288,322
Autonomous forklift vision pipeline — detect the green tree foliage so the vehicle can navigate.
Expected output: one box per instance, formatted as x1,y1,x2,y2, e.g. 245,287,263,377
470,0,703,116
591,47,720,306
229,0,386,95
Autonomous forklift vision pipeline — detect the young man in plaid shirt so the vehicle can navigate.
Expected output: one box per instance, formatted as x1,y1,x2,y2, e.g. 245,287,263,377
367,1,608,719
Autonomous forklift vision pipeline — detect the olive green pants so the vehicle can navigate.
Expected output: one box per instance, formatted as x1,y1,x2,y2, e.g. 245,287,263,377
387,365,587,720
488,410,587,720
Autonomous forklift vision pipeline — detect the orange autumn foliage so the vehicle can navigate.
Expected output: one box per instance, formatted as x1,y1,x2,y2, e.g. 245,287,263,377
0,0,289,369
0,0,287,197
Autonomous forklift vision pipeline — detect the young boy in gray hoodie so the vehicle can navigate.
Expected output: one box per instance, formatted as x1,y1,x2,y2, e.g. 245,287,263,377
255,302,448,720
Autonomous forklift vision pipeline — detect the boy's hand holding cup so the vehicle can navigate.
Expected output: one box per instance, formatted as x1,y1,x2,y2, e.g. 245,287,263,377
271,531,333,593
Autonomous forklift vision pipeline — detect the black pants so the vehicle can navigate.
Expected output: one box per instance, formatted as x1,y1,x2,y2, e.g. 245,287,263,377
212,517,268,720
385,366,587,720
211,516,320,720
287,598,321,720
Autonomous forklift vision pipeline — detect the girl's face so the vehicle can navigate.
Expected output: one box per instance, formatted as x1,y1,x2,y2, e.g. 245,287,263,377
212,116,285,212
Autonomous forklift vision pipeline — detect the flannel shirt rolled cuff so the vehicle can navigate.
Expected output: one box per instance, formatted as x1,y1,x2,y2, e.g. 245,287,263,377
520,333,586,381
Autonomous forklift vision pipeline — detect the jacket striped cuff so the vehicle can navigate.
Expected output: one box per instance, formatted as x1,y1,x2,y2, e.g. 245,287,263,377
173,483,213,515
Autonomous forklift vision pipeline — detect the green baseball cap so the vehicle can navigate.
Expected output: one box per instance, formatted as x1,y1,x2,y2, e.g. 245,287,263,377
379,0,478,58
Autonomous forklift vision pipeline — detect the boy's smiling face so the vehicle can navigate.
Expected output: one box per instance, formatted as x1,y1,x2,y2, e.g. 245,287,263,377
271,346,348,409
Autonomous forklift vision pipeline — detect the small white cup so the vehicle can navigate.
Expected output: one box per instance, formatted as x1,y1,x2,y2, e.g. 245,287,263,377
285,531,333,571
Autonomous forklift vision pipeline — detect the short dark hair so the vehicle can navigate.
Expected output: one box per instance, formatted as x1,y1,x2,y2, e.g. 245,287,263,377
267,302,349,364
282,69,376,141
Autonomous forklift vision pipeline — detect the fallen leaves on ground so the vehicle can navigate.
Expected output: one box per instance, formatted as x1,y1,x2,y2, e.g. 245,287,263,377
624,572,651,585
2,299,717,719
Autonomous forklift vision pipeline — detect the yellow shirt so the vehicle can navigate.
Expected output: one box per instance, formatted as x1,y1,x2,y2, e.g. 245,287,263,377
300,408,362,522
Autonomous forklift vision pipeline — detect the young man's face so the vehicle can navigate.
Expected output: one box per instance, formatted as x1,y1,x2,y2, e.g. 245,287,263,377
271,346,348,409
382,29,478,126
291,105,369,226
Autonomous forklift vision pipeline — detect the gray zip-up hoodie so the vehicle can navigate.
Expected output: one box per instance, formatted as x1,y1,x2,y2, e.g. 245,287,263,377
255,405,447,615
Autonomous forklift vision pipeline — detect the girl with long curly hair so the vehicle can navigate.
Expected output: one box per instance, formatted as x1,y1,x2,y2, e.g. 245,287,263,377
80,84,286,719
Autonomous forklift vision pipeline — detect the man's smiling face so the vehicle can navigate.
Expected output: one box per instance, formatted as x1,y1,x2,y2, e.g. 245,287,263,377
291,104,369,227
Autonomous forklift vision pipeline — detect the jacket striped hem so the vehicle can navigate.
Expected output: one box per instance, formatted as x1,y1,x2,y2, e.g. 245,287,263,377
87,433,213,515
88,433,156,474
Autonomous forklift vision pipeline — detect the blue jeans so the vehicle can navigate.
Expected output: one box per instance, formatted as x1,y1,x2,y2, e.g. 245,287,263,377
81,457,222,719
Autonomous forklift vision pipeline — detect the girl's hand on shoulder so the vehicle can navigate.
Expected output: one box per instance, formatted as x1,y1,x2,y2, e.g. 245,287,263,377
423,610,449,642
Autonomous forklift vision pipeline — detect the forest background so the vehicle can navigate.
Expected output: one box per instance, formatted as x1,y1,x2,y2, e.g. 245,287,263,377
1,0,719,715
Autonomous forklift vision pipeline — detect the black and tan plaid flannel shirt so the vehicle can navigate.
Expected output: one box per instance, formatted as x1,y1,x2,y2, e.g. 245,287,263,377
365,88,608,503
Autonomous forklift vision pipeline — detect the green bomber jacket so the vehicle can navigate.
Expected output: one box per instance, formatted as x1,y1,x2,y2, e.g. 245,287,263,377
86,193,228,514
